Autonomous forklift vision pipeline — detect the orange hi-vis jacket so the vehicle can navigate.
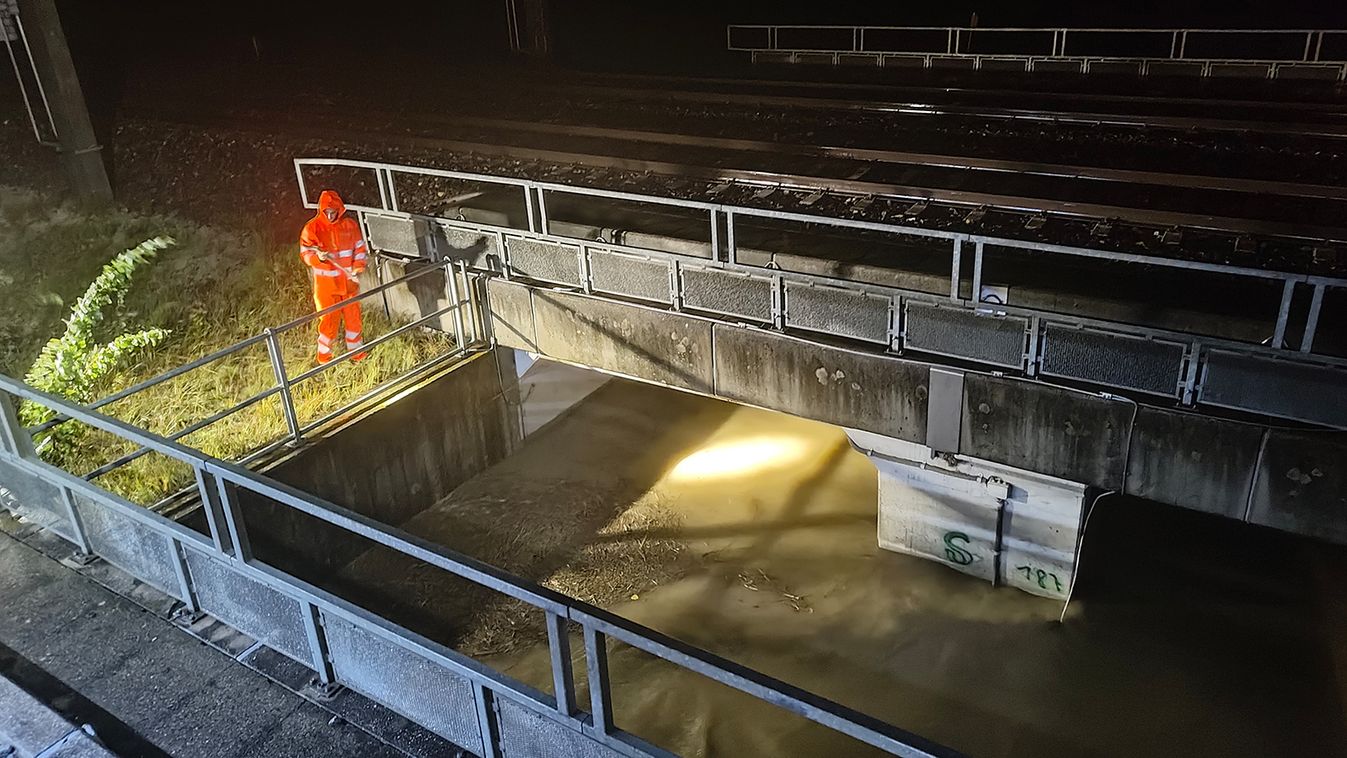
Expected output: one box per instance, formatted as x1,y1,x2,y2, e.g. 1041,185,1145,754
299,190,367,301
299,191,368,362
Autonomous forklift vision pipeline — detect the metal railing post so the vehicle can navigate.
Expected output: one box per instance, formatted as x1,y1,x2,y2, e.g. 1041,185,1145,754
546,611,577,716
472,682,503,758
949,238,963,301
522,185,537,233
725,209,737,265
1301,284,1325,353
195,468,233,555
709,208,720,261
536,187,550,235
970,240,986,304
458,261,479,346
447,262,467,351
301,602,338,687
57,485,93,557
584,625,614,736
1272,279,1295,349
168,536,199,615
0,391,34,459
376,168,390,211
265,328,302,445
387,170,400,213
215,476,253,562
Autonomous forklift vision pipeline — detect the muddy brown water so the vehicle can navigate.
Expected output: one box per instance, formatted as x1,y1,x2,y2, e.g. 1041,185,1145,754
334,379,1347,757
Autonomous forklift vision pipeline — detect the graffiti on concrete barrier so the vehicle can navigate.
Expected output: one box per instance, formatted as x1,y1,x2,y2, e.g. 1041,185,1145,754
942,531,975,565
1016,565,1063,593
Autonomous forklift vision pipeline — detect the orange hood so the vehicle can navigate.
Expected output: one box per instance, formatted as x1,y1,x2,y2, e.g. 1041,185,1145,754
316,190,346,224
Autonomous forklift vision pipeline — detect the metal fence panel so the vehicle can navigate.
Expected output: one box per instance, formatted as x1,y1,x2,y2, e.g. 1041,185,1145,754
321,611,484,753
904,302,1026,368
1201,351,1347,427
588,250,671,304
681,266,773,322
366,215,420,257
73,493,181,597
784,281,890,344
1040,324,1185,396
439,224,501,270
508,238,582,287
497,697,620,758
0,457,75,542
183,548,313,664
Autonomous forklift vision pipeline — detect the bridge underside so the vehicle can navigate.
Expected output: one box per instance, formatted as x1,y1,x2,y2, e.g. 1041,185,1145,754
481,277,1347,547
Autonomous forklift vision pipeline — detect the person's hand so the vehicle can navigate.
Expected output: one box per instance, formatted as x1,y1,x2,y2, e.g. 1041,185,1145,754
316,251,330,262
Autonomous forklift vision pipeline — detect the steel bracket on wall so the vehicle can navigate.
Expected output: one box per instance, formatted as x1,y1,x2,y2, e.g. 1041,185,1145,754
926,368,965,454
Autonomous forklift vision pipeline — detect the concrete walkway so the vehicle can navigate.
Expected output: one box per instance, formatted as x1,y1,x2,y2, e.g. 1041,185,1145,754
0,514,464,758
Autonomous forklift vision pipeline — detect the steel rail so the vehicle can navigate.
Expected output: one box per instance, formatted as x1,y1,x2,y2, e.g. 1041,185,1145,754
559,80,1347,139
573,69,1347,114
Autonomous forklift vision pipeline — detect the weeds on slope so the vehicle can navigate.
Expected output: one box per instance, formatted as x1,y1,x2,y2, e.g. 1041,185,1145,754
1,187,452,506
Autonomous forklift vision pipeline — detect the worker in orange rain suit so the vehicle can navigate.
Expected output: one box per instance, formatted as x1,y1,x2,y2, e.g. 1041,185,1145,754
300,190,369,364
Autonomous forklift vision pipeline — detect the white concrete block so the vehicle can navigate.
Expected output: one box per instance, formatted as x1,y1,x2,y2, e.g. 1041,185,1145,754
874,457,1006,584
858,430,1087,600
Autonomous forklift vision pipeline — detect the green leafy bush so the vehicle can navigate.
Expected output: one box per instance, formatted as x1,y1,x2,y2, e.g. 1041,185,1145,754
20,237,174,461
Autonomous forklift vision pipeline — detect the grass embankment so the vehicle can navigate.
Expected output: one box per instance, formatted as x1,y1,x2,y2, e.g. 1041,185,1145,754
1,187,452,507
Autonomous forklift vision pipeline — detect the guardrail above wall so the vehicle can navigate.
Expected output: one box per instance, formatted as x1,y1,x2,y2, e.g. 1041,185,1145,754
295,157,1347,429
726,25,1347,79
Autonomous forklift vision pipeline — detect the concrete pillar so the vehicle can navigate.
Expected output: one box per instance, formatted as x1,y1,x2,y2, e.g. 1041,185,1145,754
848,429,1088,600
17,0,112,202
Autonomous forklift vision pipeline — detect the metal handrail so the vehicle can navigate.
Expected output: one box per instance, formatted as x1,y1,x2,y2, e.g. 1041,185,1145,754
726,25,1347,75
0,374,961,757
294,157,1347,370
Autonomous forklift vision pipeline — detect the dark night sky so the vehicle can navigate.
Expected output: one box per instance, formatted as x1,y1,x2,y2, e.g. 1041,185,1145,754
52,0,1347,102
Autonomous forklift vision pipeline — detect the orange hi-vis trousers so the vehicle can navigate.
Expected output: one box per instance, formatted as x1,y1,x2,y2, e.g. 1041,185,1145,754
314,289,363,363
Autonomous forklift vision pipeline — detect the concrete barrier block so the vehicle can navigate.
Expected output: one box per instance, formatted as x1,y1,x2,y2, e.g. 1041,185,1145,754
998,472,1086,600
1247,429,1347,545
861,434,1085,599
962,375,1131,489
531,291,714,393
1126,407,1263,518
874,456,1003,583
713,325,928,442
486,278,538,352
377,256,457,334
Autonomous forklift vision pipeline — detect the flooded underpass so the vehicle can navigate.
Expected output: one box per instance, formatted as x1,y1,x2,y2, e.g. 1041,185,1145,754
321,367,1347,758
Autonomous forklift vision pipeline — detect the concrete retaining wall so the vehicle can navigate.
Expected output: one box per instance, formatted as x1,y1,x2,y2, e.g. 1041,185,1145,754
239,350,521,580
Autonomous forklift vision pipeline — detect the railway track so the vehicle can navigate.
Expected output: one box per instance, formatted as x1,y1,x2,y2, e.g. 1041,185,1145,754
563,72,1347,137
167,100,1347,245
